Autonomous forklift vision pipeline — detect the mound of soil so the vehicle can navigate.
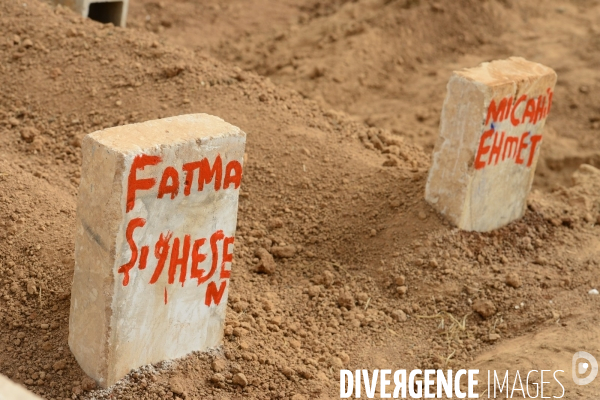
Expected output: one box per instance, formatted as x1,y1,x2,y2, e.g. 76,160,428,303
130,0,600,190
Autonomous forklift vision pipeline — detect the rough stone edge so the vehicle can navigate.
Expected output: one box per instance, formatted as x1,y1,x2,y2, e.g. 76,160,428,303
69,135,125,388
425,74,488,227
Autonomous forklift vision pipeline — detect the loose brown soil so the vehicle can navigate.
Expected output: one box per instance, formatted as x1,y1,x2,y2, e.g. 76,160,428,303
0,0,599,399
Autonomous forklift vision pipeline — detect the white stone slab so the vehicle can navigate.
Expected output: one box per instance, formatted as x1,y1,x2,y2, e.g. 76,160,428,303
69,114,245,387
425,57,557,231
0,374,42,400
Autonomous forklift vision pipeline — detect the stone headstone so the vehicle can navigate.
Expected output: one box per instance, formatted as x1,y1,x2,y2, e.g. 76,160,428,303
425,57,557,231
0,374,42,400
69,114,245,387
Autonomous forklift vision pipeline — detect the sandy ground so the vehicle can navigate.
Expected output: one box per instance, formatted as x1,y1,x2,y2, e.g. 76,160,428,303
0,0,599,399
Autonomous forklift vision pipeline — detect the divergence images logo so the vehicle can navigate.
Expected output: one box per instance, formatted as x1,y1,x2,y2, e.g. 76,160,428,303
572,351,598,385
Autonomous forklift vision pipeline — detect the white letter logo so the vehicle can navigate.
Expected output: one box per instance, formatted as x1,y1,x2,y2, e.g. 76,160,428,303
572,351,598,385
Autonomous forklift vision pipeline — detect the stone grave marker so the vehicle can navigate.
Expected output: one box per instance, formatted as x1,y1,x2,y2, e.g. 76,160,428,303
425,57,557,231
69,114,245,387
0,374,42,400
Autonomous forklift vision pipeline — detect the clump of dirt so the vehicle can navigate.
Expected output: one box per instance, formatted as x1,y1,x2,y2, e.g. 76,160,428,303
0,0,599,399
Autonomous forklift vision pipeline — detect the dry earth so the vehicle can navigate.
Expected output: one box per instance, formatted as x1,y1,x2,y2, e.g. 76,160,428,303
0,0,599,399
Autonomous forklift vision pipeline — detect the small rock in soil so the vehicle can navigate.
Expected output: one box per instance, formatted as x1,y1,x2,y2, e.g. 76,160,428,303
271,245,296,258
267,218,284,230
232,372,248,387
391,310,407,322
472,299,496,318
52,359,67,371
337,291,354,309
506,272,522,288
81,377,97,391
20,127,38,143
330,356,344,368
169,376,185,395
255,247,276,274
211,358,227,372
488,333,501,342
280,365,294,378
210,373,225,383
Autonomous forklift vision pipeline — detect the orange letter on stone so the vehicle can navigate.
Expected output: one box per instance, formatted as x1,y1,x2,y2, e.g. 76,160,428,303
205,280,228,306
126,154,161,212
474,129,494,170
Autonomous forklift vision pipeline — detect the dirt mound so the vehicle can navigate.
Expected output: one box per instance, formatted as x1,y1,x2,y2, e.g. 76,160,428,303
214,0,505,109
130,0,509,152
130,0,600,191
473,313,600,398
0,0,599,399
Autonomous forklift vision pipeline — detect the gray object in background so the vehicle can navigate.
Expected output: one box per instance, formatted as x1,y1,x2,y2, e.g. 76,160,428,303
52,0,129,27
